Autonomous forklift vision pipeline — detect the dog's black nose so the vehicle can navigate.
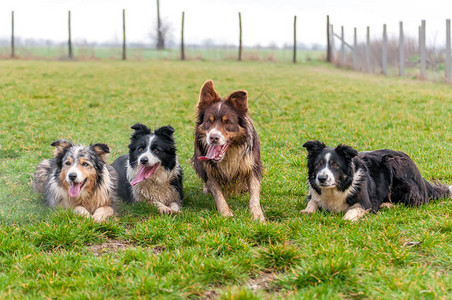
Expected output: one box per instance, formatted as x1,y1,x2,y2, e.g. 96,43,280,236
68,173,77,181
318,174,328,183
140,157,149,165
209,134,220,144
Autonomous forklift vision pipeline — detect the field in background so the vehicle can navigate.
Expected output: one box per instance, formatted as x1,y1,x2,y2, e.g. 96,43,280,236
0,60,451,298
0,46,323,62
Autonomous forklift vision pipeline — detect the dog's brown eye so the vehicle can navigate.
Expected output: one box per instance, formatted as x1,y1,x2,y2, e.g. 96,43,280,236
65,161,71,166
82,162,89,167
138,147,144,152
153,148,159,154
206,119,212,124
225,120,233,125
315,163,322,168
330,161,339,168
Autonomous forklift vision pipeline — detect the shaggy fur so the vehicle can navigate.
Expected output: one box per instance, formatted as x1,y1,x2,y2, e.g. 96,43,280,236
33,140,116,222
192,80,264,221
111,124,183,214
302,140,452,221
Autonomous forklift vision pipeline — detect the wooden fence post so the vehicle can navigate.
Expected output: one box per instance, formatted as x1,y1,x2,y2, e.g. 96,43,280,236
382,24,387,75
399,21,404,76
418,26,421,52
181,11,185,61
326,15,331,62
68,10,73,59
238,12,242,61
330,24,335,63
340,26,345,67
420,20,426,79
366,26,370,73
353,27,357,70
122,9,126,60
293,16,297,64
11,11,15,58
446,19,451,82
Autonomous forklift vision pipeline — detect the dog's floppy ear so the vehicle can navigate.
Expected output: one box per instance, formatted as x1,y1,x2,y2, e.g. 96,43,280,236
50,139,73,157
130,123,151,140
154,125,175,138
90,143,110,162
302,140,326,153
226,90,248,114
335,144,358,161
198,80,220,111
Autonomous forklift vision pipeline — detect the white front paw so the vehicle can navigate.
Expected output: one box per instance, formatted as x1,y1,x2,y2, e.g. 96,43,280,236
343,206,368,222
74,206,91,218
301,208,314,214
169,203,181,213
158,206,173,214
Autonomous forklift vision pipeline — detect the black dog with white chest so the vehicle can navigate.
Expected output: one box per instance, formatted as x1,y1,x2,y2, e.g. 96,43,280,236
111,123,183,214
302,140,452,221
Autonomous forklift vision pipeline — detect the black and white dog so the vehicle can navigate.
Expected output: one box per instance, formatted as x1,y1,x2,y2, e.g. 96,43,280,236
302,140,452,221
111,123,183,214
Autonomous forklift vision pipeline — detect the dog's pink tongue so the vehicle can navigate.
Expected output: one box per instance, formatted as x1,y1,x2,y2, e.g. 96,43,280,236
68,182,82,198
130,165,157,186
198,144,222,161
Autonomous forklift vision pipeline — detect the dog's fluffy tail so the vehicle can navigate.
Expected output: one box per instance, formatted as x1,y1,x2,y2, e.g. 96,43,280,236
424,179,451,201
32,159,51,194
384,153,450,206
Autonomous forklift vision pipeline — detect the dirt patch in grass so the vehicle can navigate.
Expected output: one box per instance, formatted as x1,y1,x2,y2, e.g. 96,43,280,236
202,272,277,299
247,272,277,291
89,240,166,256
152,245,166,254
89,240,132,256
202,289,219,300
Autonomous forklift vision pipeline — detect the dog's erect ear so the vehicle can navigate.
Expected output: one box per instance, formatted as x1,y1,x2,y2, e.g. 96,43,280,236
198,80,220,111
50,139,73,157
154,125,175,138
131,123,151,134
90,143,110,162
335,144,358,161
302,140,326,153
226,90,248,113
130,123,152,139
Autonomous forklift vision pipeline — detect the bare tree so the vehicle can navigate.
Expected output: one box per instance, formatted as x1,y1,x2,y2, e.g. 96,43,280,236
156,0,164,49
150,17,173,48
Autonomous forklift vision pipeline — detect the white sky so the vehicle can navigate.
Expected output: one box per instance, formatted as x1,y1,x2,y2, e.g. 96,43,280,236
0,0,451,47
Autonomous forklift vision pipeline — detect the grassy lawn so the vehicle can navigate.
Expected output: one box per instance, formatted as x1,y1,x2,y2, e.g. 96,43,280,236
0,59,451,299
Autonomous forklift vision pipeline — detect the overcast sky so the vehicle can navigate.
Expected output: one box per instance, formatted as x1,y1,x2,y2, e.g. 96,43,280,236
0,0,451,47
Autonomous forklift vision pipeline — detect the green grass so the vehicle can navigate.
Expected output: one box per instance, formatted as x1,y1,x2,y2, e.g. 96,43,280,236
0,59,451,299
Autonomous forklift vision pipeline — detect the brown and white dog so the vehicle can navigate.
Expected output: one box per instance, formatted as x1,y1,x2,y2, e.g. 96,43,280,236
192,80,265,221
33,140,117,222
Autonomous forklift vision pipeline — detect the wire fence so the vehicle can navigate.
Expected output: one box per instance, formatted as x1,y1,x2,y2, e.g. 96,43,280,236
0,9,323,63
329,16,452,83
0,44,323,62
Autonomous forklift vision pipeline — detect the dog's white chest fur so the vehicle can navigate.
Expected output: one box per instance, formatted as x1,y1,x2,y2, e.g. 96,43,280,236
309,186,350,212
126,161,181,206
309,169,364,213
